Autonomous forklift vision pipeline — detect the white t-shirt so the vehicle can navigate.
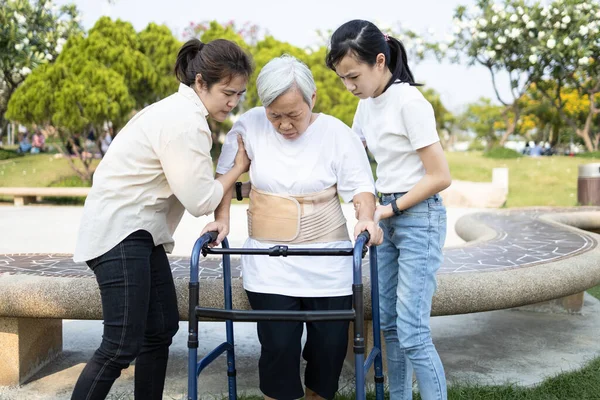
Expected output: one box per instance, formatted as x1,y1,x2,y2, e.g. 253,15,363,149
74,84,224,262
216,107,375,297
352,82,440,194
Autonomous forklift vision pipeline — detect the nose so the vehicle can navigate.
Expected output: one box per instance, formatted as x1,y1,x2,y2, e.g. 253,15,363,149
280,120,293,131
227,98,238,108
343,79,356,92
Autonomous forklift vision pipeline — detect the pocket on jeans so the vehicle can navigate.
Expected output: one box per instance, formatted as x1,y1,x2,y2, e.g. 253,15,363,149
86,256,101,271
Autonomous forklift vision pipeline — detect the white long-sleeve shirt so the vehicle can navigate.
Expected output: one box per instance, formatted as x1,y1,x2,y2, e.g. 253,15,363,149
74,84,224,262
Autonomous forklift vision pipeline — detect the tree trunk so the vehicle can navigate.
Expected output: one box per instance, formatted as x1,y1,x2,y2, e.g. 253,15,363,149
499,105,519,146
576,110,596,153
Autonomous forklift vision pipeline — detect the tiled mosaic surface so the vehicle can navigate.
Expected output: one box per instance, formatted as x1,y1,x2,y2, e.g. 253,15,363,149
1,210,597,279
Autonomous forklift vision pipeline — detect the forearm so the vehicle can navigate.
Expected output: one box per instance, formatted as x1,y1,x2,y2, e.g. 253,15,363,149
215,166,244,201
353,192,376,221
213,173,234,223
394,173,450,211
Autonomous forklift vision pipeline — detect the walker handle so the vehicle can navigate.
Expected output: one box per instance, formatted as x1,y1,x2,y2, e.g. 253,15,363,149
357,231,370,244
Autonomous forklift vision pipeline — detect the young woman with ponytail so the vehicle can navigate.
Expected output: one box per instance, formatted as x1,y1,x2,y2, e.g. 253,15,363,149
327,20,452,400
71,38,253,400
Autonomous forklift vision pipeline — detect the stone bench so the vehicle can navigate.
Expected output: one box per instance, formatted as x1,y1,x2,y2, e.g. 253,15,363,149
0,207,599,385
0,187,90,206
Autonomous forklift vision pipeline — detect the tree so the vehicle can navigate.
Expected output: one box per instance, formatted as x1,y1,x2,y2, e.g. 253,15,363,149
527,0,600,151
0,0,81,141
462,97,507,148
420,87,455,148
441,0,542,146
7,17,181,182
439,0,600,152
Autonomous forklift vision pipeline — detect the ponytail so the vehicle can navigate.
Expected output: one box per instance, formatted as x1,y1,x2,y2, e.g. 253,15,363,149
174,39,204,86
384,36,419,91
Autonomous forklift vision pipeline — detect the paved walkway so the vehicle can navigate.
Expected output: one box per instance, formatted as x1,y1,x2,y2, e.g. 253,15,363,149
1,205,600,400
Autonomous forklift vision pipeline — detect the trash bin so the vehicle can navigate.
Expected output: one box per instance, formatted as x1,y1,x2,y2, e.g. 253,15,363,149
577,163,600,206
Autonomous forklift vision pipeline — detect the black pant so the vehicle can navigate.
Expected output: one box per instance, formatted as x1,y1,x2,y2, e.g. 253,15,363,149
246,291,352,400
71,230,179,400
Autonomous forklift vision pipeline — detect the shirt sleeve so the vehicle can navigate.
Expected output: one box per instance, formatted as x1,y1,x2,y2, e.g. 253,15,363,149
160,127,224,218
351,102,366,143
215,116,249,175
401,98,440,150
334,124,376,203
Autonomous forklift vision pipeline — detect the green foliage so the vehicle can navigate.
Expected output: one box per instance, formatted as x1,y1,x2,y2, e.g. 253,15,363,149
0,148,23,160
0,0,82,133
445,0,600,151
462,98,505,146
483,146,522,159
468,140,486,151
577,151,600,159
139,23,181,100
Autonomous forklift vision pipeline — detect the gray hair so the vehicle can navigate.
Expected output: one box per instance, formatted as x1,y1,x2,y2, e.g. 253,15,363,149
256,55,317,107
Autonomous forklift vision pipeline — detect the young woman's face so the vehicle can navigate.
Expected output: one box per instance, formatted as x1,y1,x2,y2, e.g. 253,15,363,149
334,52,388,99
197,75,248,122
265,88,315,140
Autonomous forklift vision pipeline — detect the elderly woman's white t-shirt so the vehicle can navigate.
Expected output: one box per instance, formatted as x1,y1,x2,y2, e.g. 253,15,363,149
217,107,375,297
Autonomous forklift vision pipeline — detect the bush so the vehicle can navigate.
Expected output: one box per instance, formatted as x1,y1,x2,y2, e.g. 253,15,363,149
0,148,24,160
468,140,486,151
577,151,600,159
484,147,522,159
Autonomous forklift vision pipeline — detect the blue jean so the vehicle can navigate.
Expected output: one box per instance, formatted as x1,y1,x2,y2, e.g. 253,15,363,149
377,193,447,400
71,230,180,400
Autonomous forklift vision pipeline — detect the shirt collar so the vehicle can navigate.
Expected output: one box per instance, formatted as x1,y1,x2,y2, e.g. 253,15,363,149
178,83,209,118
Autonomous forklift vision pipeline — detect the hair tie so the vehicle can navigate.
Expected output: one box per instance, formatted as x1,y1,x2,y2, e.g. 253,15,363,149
383,34,390,42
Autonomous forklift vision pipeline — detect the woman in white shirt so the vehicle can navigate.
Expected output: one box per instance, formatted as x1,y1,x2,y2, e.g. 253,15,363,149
327,20,452,400
71,39,253,400
202,55,382,400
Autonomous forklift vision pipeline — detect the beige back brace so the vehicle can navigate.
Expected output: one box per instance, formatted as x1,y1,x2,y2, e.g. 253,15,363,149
247,185,349,244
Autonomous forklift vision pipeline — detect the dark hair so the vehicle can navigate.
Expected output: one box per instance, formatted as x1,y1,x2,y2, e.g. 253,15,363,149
326,20,420,92
174,38,254,89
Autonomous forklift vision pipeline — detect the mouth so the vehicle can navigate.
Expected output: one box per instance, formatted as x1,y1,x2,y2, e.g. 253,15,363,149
280,132,298,139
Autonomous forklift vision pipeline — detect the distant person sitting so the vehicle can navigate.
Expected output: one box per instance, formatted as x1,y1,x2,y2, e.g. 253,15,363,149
522,141,531,155
100,128,113,154
529,141,543,157
65,133,83,156
17,133,32,153
31,131,46,153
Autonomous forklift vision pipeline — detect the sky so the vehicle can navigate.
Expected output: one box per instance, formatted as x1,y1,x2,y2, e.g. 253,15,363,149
54,0,514,112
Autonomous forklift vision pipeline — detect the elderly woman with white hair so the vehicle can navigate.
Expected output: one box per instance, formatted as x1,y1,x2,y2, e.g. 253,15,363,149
202,55,382,400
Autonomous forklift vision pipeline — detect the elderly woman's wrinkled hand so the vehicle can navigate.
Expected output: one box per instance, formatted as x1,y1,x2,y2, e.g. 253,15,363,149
354,220,383,246
200,220,230,247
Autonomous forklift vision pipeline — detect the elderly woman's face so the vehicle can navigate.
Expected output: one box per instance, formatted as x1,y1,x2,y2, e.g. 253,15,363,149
265,88,315,140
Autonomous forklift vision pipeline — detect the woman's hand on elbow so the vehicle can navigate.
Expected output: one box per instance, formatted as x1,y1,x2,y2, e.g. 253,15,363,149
201,220,230,247
233,134,251,174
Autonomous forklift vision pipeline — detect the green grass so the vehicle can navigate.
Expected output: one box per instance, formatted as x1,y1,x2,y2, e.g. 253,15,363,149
483,147,523,159
0,148,24,160
0,154,97,204
445,152,600,207
576,151,600,159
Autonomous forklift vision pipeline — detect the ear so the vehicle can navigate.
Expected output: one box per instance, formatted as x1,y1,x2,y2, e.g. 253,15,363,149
375,53,386,70
310,91,317,109
194,73,207,91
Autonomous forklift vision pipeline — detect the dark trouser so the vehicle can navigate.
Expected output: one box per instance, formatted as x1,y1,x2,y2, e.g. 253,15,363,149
71,230,179,400
246,291,352,400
